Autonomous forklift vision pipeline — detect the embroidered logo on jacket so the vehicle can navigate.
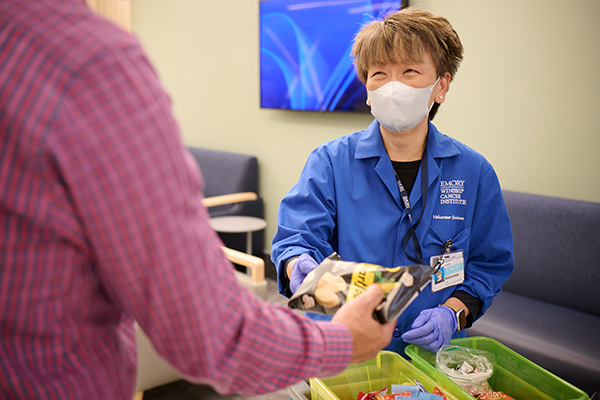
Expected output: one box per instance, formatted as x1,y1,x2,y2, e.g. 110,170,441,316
439,180,467,205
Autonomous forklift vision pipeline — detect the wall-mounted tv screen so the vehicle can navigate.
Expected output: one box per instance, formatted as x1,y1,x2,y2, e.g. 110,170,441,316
259,0,408,112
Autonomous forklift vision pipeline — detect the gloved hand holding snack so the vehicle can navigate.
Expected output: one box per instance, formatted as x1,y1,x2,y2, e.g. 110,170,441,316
289,254,319,293
288,253,435,323
401,306,457,353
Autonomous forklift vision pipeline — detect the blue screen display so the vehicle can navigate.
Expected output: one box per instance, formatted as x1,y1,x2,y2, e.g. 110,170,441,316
259,0,405,112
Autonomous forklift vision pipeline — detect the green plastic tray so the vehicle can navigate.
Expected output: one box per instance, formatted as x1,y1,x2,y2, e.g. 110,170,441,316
310,350,467,400
405,336,589,400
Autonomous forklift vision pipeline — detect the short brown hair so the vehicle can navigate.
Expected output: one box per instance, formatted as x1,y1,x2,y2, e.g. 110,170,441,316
351,7,464,84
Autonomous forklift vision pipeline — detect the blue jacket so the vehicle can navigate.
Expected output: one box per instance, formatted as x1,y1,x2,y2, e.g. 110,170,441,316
272,120,514,355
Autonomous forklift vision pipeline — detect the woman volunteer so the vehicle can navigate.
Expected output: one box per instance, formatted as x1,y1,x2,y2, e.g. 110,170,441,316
271,7,514,356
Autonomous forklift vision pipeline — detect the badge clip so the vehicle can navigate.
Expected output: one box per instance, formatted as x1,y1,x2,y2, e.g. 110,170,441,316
431,239,464,292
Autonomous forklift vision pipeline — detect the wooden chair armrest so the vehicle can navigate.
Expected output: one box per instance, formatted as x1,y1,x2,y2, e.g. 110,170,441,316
202,192,257,208
222,246,264,284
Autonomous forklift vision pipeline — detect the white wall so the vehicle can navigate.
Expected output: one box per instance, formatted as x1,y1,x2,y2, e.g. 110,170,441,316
131,0,600,253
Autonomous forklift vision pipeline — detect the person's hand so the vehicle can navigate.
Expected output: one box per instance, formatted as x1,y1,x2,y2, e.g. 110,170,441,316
332,285,396,364
401,306,457,353
289,254,319,293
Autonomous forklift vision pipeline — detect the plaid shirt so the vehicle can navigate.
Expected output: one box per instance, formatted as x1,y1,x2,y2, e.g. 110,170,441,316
0,1,352,398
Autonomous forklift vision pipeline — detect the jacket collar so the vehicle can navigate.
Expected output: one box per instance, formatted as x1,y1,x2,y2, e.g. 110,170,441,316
355,120,460,161
355,120,461,207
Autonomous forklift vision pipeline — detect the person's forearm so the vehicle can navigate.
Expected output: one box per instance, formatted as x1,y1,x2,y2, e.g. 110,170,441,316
131,231,353,395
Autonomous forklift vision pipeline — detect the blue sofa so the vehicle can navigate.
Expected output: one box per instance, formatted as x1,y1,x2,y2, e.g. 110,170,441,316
468,190,600,396
186,146,264,255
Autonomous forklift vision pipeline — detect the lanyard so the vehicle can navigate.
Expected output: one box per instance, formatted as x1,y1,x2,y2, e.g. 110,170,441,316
394,146,429,265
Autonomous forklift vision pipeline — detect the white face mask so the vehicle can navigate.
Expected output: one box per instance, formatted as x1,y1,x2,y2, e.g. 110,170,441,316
368,78,439,132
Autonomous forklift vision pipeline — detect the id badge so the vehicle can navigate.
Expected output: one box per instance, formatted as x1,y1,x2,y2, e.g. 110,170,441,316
430,250,464,292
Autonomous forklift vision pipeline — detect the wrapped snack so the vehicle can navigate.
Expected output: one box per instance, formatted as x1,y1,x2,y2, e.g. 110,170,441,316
390,384,420,396
288,253,435,322
478,392,516,400
358,388,386,400
432,387,449,400
358,387,447,400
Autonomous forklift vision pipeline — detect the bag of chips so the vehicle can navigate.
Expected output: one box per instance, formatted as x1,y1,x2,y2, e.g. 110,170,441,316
288,253,436,322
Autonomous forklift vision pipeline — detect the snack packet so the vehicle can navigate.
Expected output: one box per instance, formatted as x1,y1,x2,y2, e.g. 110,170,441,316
358,387,447,400
288,253,436,322
358,388,387,400
432,387,449,400
478,392,516,400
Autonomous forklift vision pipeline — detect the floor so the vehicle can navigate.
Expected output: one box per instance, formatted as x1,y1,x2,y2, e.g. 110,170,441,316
142,257,304,400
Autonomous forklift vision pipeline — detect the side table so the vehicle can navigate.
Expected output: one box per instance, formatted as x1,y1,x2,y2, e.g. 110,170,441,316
209,215,267,255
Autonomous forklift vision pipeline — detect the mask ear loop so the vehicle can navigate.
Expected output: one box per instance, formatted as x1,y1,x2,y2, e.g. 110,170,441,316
428,77,442,110
427,99,436,112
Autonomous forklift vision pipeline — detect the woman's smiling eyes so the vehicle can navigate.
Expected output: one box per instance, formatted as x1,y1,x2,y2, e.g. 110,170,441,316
369,67,421,79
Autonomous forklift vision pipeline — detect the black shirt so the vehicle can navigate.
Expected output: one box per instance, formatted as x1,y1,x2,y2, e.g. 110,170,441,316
392,159,421,195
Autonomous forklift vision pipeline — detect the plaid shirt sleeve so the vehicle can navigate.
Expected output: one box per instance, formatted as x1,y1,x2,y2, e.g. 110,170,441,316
55,27,353,396
0,3,351,398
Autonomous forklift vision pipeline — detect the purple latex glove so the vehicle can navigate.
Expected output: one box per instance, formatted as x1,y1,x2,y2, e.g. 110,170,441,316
401,306,458,353
289,254,319,294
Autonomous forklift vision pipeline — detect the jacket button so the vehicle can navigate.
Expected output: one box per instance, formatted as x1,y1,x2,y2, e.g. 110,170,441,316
393,328,401,338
